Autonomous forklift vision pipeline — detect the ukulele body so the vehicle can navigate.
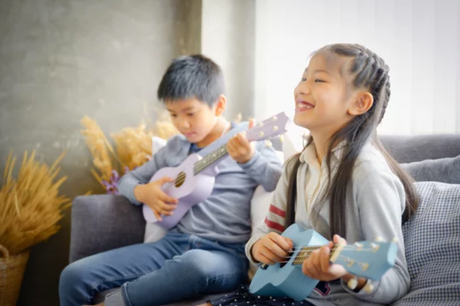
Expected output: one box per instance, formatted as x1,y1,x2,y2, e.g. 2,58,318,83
249,225,329,301
142,152,219,228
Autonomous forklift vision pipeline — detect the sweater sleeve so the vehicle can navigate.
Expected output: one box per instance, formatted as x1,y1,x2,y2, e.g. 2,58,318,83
239,141,283,192
245,158,295,264
341,161,410,304
117,142,171,205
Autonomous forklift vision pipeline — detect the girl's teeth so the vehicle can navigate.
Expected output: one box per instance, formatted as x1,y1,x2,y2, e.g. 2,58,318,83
297,103,313,108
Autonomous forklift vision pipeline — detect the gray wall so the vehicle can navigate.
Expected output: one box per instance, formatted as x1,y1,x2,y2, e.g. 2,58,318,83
0,0,254,305
202,0,256,120
0,0,183,305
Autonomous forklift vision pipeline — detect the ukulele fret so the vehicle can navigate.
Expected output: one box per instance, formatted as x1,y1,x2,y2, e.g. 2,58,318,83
193,144,228,175
292,245,340,265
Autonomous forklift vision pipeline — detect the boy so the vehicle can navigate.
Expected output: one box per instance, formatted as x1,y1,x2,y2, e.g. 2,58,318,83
59,55,282,306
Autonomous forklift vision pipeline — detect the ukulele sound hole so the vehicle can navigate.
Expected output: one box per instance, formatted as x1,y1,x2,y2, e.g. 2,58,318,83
175,172,186,188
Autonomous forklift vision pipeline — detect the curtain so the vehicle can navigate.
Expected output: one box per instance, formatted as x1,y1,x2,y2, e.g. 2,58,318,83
254,0,460,134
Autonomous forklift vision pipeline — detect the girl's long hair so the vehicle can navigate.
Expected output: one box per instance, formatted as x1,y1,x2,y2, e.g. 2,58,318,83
289,44,418,239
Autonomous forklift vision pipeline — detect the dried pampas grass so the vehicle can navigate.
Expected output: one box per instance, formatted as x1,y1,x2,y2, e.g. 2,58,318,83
81,113,178,194
0,151,70,255
112,124,154,172
80,116,119,184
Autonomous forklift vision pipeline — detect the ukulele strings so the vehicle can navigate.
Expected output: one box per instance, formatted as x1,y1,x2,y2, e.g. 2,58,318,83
277,245,371,263
163,144,228,189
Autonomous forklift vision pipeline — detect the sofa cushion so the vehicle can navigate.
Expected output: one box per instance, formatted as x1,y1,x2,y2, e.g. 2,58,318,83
401,155,460,184
380,134,460,163
392,182,460,305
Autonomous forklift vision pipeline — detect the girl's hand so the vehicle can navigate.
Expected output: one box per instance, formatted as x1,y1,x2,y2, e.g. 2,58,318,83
252,232,293,265
301,235,349,281
227,119,256,164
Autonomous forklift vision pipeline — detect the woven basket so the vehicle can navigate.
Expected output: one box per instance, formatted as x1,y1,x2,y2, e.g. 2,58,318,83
0,244,30,306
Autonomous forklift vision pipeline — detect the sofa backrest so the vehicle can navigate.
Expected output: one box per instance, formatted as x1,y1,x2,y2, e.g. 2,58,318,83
380,134,460,163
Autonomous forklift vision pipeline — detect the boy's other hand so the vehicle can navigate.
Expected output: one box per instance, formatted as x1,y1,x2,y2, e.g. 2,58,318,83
252,232,293,265
227,119,256,164
134,177,178,221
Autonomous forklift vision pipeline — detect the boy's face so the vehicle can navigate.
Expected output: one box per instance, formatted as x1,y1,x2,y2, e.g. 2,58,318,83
166,98,221,146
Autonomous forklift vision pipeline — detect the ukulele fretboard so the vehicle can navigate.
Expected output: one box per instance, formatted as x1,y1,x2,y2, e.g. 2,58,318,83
193,144,228,175
292,245,340,265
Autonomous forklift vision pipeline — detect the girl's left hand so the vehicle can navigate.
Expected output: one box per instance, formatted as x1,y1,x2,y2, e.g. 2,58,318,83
302,234,349,281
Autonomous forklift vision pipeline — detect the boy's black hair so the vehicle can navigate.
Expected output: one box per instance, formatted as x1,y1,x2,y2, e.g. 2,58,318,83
157,54,225,107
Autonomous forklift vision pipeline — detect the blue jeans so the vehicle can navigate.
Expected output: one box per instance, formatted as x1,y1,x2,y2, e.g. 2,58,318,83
59,229,248,306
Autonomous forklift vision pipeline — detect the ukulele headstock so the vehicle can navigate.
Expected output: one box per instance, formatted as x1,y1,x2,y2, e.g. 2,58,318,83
246,112,291,142
332,238,398,281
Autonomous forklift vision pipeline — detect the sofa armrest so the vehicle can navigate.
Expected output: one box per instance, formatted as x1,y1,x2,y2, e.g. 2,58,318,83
69,195,146,262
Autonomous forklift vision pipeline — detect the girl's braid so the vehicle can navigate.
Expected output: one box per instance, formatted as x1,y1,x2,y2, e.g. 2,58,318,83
354,45,391,124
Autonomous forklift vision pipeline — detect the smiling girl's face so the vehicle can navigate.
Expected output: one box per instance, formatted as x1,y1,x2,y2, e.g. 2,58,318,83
293,52,358,138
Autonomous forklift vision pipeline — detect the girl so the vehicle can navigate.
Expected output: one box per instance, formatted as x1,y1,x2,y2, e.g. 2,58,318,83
202,43,418,306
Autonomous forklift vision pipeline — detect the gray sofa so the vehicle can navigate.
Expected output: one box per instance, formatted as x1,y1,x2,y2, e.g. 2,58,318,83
69,134,460,305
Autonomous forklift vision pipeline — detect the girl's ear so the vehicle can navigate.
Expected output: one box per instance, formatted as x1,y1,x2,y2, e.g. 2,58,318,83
348,92,373,116
214,94,227,116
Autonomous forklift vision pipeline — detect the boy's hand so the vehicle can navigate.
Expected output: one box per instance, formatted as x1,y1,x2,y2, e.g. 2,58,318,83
134,177,178,221
251,232,293,265
302,235,350,281
227,119,256,164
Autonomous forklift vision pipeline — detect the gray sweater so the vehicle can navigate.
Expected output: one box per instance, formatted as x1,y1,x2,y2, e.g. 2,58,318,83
246,142,410,305
118,122,283,244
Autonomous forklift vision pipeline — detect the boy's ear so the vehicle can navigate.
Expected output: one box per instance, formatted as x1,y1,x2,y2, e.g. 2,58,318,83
348,92,373,116
214,94,227,116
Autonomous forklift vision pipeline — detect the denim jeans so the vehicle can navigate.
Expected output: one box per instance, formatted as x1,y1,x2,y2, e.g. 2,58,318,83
59,229,248,306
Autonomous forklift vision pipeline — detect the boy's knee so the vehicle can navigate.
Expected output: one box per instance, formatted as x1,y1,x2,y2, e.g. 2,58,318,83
59,261,96,306
178,250,239,281
165,250,215,282
60,263,78,290
60,261,90,294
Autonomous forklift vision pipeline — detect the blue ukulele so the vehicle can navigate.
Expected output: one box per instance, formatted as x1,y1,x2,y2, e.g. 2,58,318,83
249,224,398,301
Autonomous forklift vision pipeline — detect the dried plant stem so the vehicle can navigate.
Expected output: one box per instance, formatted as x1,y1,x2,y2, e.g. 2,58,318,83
0,151,70,255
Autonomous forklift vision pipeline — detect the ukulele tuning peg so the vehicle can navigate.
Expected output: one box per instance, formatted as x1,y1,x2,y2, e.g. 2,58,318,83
259,131,265,137
265,139,273,148
347,259,355,268
353,242,363,251
272,116,278,121
374,236,384,242
370,243,380,252
273,125,279,131
258,122,264,127
364,280,375,293
347,277,358,290
279,134,284,143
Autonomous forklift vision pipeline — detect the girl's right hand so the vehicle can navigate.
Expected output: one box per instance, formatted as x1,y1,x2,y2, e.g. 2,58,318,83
252,232,293,265
134,177,178,221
